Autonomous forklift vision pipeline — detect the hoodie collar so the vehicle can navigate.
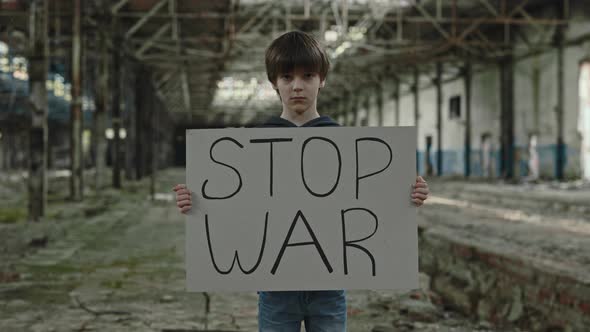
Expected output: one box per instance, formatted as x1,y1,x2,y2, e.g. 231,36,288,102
263,115,339,127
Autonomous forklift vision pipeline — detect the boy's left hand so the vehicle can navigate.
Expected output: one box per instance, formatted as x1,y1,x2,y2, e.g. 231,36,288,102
412,176,429,207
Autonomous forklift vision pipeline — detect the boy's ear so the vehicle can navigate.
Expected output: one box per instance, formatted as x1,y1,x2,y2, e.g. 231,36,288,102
319,79,326,88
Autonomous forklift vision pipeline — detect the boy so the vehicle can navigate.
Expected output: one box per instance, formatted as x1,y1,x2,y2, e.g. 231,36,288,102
173,30,429,332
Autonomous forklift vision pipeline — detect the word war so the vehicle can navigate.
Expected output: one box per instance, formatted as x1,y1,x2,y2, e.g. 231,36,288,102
204,208,379,276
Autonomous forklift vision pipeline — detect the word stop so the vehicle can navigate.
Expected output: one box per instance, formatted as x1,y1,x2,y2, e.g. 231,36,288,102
200,136,393,200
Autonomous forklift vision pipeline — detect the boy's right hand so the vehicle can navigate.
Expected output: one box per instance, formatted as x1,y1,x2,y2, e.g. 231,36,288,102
173,184,192,214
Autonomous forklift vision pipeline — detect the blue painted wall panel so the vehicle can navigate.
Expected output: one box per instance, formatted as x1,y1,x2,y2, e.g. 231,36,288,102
416,144,580,178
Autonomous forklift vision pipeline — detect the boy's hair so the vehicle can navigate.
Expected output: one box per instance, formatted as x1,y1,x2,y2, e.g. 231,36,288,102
265,30,330,85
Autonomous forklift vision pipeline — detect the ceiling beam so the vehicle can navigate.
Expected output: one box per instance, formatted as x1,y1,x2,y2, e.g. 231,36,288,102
111,0,130,14
125,0,169,39
135,23,171,57
237,1,274,34
411,0,451,41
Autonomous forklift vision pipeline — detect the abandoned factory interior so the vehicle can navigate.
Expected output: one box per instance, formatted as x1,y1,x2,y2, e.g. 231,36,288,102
1,0,589,331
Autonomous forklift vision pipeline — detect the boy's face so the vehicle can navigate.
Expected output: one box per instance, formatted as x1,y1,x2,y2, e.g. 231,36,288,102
272,67,325,115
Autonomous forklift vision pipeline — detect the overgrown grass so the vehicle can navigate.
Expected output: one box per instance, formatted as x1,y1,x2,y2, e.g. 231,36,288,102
101,279,124,289
26,263,95,277
0,207,26,224
1,282,79,306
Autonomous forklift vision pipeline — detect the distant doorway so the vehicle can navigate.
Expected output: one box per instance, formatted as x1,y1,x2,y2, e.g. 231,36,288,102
579,62,590,180
481,133,492,178
527,133,539,180
425,136,433,176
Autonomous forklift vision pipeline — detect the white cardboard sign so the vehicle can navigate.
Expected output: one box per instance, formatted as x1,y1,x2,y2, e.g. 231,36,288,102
186,126,418,292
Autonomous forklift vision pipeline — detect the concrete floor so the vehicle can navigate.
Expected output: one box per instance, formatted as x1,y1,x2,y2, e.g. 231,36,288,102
1,168,588,331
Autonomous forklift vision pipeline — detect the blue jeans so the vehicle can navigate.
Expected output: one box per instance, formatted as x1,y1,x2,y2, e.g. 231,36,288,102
258,290,347,332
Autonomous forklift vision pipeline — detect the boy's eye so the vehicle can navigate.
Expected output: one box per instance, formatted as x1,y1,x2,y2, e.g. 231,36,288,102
281,74,292,80
305,73,314,78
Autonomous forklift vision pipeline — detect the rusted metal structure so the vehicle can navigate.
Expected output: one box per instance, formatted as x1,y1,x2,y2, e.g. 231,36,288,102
0,0,582,220
2,0,572,117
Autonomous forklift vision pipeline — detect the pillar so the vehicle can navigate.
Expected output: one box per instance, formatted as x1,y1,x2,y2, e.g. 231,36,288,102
28,0,49,221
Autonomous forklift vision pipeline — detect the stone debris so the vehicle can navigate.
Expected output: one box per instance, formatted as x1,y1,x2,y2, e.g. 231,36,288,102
0,271,20,283
160,295,176,303
399,298,440,322
371,324,396,332
28,235,49,248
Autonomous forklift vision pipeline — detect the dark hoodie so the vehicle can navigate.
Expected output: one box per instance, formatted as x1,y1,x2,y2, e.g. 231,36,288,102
260,115,340,128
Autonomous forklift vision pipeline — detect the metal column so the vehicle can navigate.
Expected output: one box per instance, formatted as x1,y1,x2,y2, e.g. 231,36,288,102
436,62,443,176
464,61,472,177
555,27,565,180
94,28,108,191
150,87,157,200
27,0,49,221
111,30,122,188
70,0,83,200
500,55,515,179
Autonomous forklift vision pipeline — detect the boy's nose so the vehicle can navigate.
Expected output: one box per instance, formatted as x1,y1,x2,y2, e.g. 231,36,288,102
292,78,304,91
